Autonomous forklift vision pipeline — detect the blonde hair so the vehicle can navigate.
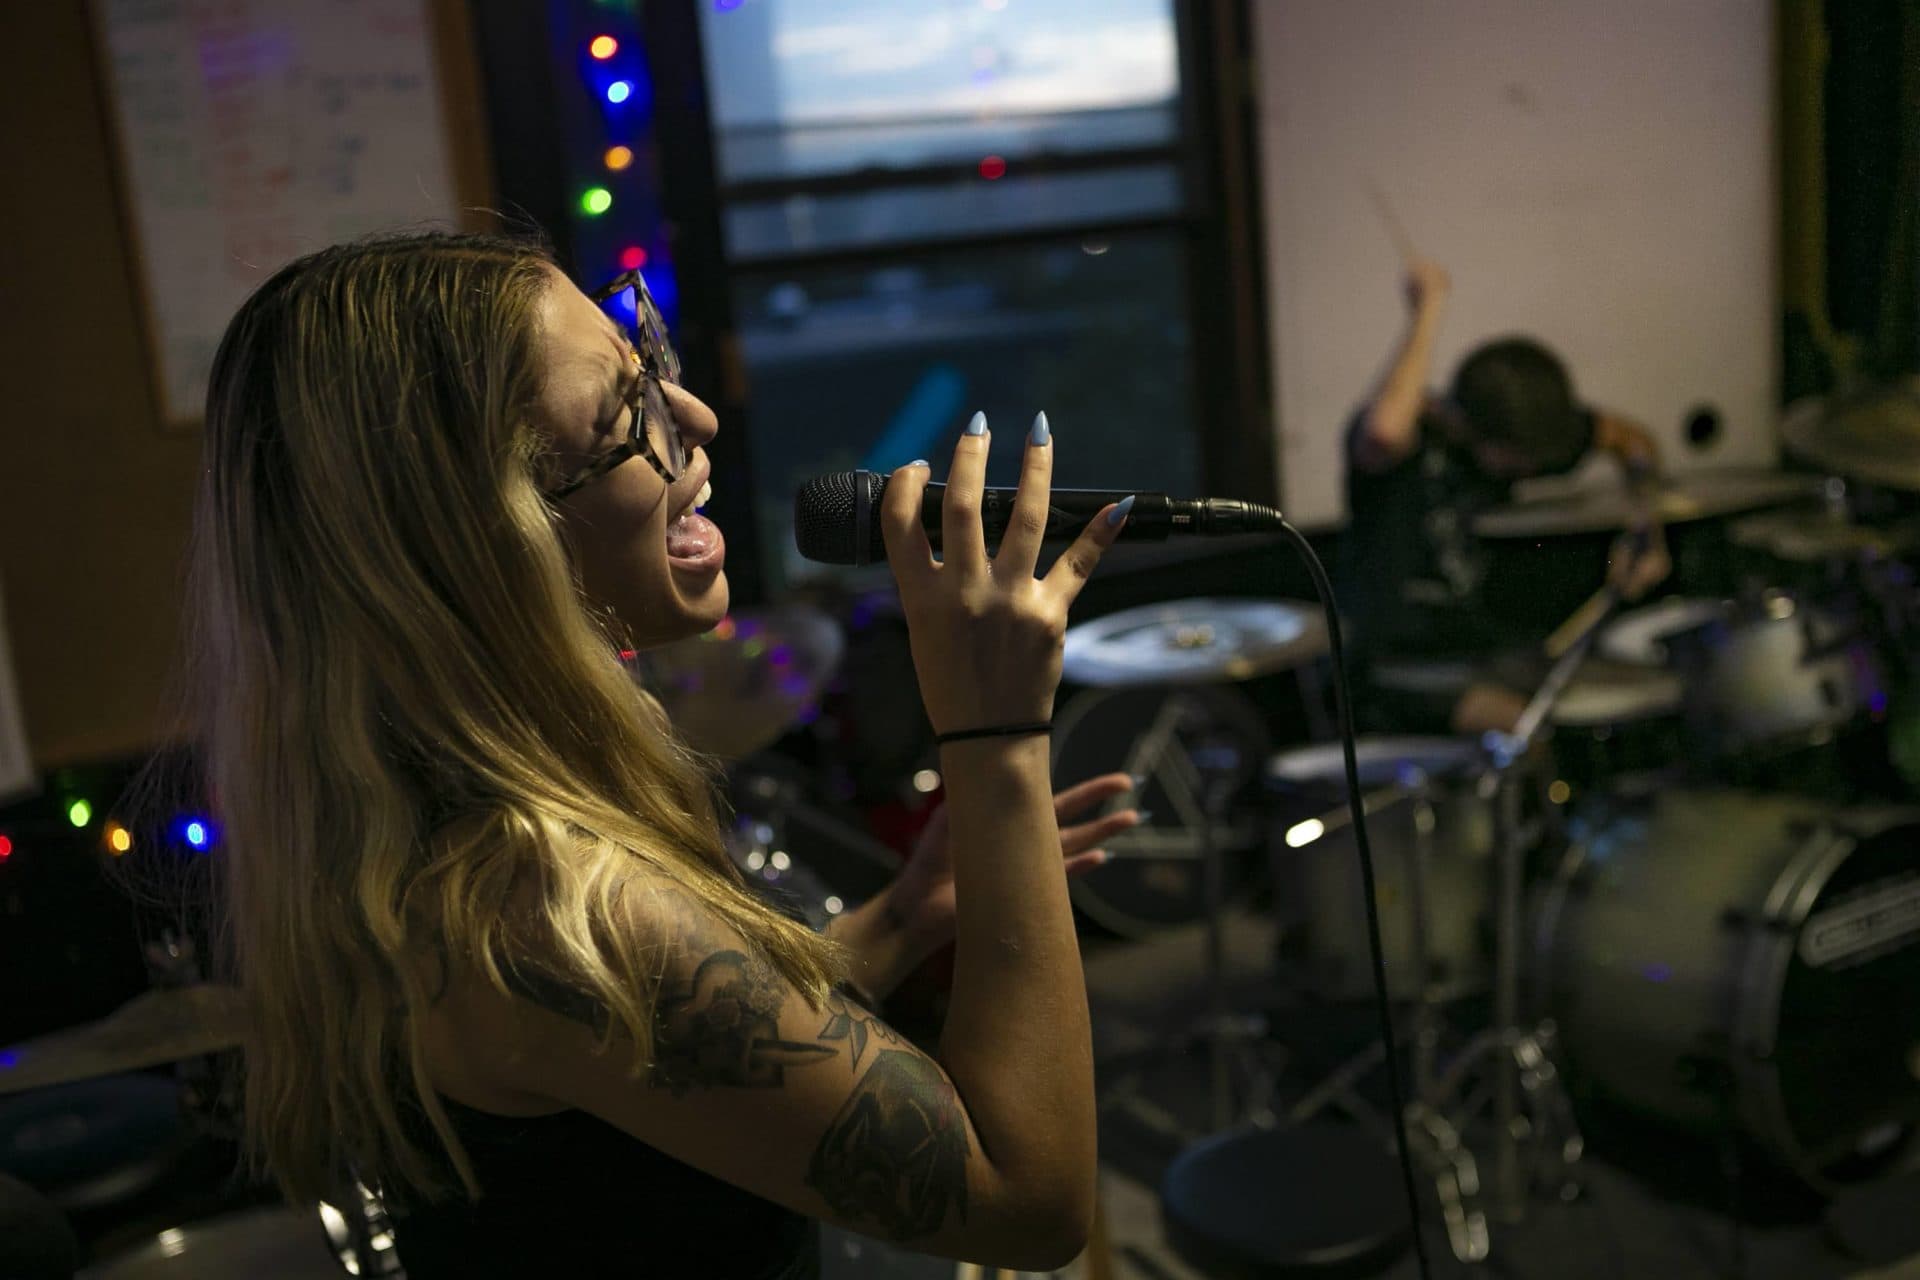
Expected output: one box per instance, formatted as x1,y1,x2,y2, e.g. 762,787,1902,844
180,231,844,1204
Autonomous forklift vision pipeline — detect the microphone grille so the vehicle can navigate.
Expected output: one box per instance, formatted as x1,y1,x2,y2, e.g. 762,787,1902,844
793,471,880,565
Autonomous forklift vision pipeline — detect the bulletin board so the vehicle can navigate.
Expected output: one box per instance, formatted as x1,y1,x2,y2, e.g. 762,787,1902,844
89,0,494,429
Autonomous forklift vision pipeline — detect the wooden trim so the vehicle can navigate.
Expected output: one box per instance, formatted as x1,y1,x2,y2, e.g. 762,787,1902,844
428,0,499,228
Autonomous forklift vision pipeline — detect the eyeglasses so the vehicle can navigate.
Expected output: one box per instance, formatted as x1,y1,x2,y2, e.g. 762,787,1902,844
546,270,688,500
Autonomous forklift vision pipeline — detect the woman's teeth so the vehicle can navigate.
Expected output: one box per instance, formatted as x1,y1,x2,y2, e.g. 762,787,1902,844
695,480,712,509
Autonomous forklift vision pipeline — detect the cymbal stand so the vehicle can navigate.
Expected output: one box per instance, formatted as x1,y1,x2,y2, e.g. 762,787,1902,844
1102,693,1280,1134
1283,773,1492,1261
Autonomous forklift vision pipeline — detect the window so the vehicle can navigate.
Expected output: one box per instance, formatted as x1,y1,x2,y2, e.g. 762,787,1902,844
697,0,1197,588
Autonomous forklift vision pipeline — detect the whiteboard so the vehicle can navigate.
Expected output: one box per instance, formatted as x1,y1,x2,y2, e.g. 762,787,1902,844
92,0,482,427
1252,0,1777,527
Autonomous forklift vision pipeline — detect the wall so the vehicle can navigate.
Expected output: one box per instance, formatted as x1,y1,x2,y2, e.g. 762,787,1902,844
0,3,203,768
0,2,488,771
1251,0,1777,526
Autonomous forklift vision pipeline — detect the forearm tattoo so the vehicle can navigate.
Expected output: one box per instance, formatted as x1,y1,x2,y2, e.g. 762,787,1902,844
806,1049,971,1240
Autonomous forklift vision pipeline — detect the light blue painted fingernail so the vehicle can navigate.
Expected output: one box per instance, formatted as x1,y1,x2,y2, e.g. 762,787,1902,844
1107,494,1136,526
964,411,988,437
907,459,927,468
1133,810,1154,824
1029,411,1050,447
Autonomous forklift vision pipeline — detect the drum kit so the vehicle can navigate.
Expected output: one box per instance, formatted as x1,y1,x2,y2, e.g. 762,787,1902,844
1056,398,1920,1264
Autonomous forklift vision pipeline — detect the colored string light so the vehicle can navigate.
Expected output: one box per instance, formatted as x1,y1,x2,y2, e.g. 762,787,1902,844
604,145,634,172
978,154,1007,180
67,799,92,828
619,245,648,270
589,34,618,59
606,80,632,105
581,187,613,216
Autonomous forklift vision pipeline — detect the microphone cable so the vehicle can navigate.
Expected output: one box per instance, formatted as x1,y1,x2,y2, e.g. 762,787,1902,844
1236,504,1434,1278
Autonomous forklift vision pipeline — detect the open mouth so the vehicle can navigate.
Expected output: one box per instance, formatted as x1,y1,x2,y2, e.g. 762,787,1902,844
666,479,724,573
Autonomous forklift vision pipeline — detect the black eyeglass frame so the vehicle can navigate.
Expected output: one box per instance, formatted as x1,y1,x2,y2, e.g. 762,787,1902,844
545,270,687,501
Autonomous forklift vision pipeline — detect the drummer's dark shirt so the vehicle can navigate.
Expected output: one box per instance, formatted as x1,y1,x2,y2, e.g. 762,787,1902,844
1341,410,1514,664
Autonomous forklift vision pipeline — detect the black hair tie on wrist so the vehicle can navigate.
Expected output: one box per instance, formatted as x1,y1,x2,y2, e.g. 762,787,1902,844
934,721,1052,747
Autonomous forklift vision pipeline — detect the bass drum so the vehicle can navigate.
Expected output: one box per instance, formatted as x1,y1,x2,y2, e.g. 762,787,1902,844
1533,789,1920,1188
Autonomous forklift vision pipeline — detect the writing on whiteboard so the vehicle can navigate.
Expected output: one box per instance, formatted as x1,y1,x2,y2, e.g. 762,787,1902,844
98,0,464,424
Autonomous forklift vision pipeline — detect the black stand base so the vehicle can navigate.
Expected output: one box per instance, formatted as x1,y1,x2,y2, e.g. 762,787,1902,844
1160,1122,1413,1278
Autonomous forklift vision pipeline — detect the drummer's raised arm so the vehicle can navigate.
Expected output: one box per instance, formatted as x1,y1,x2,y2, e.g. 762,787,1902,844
1353,259,1451,473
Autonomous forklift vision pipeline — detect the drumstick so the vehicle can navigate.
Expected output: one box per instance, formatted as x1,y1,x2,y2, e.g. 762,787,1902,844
1364,178,1418,266
1543,585,1620,660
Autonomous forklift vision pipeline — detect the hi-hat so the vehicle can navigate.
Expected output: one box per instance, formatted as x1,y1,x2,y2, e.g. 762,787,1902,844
0,986,245,1095
1474,468,1819,539
1782,379,1920,492
635,604,844,759
1063,597,1327,687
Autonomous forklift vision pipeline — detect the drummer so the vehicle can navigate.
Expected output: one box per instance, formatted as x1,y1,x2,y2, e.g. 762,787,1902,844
1342,260,1671,734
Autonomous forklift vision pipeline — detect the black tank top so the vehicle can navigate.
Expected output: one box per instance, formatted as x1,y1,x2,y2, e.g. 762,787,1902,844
389,1097,819,1279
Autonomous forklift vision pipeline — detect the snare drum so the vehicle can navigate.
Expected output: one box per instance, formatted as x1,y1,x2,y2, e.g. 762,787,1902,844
1545,659,1687,798
1534,789,1920,1187
1267,738,1494,1002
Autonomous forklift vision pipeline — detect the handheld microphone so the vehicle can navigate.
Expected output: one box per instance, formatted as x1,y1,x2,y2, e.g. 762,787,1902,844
793,470,1283,566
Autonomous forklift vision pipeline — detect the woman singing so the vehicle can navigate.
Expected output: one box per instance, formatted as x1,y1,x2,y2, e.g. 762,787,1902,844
182,232,1136,1276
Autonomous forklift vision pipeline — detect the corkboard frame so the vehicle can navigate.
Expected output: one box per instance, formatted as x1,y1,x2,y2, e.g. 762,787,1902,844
84,0,499,434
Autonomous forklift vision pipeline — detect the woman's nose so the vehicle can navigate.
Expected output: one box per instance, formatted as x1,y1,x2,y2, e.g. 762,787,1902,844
661,382,719,449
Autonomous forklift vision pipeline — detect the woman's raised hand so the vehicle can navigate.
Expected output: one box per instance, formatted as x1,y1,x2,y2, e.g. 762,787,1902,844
881,411,1130,737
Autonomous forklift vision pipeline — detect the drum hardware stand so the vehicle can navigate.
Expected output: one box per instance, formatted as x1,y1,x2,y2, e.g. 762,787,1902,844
1298,599,1605,1259
318,1174,406,1278
1097,694,1285,1134
1464,613,1609,1228
1280,770,1499,1262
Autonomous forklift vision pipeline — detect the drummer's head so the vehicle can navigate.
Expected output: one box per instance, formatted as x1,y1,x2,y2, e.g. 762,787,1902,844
1444,337,1593,479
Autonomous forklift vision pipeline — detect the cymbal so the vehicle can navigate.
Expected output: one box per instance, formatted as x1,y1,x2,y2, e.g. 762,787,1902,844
0,986,245,1095
1063,598,1328,687
1550,659,1684,726
1728,509,1920,564
1598,597,1727,666
635,605,844,759
1267,736,1481,790
1473,469,1820,539
1782,380,1920,491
